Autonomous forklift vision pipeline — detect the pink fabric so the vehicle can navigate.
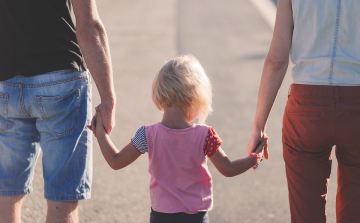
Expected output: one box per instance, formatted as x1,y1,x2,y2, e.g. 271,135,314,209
145,123,213,214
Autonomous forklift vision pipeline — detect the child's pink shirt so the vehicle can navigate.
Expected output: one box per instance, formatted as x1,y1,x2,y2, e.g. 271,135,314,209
145,123,213,214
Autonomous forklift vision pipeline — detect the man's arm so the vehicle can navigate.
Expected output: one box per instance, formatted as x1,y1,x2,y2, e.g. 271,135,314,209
71,0,116,134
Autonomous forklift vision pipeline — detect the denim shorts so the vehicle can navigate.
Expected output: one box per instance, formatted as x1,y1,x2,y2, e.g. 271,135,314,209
0,69,92,201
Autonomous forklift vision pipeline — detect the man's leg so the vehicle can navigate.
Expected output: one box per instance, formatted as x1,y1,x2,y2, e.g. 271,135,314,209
46,200,78,223
32,70,92,221
0,80,39,222
0,195,25,223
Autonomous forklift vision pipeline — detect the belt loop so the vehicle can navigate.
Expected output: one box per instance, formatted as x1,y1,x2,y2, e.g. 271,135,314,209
335,87,340,102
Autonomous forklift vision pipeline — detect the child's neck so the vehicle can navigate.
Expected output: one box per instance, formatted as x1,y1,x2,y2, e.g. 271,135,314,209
161,106,193,129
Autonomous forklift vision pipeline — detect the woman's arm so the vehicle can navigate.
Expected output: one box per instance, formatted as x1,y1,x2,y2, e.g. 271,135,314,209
95,109,141,170
247,0,294,158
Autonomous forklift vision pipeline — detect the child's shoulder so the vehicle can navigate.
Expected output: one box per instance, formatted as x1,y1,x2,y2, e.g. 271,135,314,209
194,123,211,131
194,124,218,132
141,123,216,134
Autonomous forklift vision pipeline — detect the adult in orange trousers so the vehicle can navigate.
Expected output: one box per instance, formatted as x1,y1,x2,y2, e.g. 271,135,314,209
247,0,360,222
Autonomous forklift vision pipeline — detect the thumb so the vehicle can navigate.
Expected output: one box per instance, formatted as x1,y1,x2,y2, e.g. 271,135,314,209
254,138,267,153
263,140,269,159
95,107,102,120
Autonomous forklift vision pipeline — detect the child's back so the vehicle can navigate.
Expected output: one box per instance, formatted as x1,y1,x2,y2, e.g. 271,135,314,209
136,123,213,213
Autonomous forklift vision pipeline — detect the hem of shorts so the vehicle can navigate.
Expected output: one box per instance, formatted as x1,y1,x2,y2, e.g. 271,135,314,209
44,192,91,202
0,187,33,196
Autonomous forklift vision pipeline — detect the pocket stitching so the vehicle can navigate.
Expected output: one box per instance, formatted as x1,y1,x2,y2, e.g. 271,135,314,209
35,89,80,137
288,110,321,116
350,111,360,116
0,93,14,133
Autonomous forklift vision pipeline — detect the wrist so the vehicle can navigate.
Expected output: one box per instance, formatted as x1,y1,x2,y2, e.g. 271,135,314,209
100,97,116,107
252,124,265,134
248,153,262,170
100,92,116,106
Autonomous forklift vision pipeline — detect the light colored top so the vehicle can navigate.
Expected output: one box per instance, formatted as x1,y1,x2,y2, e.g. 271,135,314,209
290,0,360,86
131,123,222,214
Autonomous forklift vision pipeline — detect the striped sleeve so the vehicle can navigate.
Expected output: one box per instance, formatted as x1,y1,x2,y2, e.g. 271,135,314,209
131,126,148,154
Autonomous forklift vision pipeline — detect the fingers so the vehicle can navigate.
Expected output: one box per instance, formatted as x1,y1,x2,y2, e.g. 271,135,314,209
87,112,97,137
87,124,93,131
254,137,267,152
97,104,115,135
247,136,260,154
87,105,111,138
264,140,269,159
246,140,257,154
95,107,104,124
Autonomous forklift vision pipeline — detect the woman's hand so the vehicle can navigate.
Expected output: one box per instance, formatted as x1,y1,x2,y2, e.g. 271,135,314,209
253,135,269,160
247,129,269,159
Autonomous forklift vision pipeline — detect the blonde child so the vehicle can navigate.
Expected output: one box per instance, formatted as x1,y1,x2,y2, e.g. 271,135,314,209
91,55,267,223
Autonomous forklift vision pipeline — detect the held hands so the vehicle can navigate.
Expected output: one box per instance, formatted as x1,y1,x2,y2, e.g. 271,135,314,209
247,129,269,160
88,102,115,135
253,135,268,160
248,135,268,169
87,107,107,138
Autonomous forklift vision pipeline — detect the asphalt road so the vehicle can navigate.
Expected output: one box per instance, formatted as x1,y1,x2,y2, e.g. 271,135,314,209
21,0,338,222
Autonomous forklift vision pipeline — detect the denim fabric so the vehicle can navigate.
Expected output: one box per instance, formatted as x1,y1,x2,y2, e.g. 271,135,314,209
0,69,92,201
150,208,209,223
291,0,360,86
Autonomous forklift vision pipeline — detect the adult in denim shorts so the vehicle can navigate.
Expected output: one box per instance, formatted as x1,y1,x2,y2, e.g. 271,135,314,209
0,0,116,222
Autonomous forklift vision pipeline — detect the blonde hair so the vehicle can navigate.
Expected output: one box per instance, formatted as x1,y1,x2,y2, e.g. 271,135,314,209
152,55,212,124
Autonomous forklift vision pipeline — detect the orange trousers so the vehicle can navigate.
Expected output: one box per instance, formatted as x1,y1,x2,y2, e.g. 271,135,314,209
283,84,360,223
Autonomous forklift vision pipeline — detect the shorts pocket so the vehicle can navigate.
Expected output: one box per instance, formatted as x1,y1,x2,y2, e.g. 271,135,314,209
36,89,80,137
0,93,13,132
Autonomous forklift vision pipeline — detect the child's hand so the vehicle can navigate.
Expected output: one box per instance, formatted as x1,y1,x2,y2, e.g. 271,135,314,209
87,113,97,134
95,107,107,137
253,135,269,161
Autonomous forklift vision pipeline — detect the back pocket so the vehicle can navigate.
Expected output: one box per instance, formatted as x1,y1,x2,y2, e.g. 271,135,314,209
36,89,80,137
0,93,13,132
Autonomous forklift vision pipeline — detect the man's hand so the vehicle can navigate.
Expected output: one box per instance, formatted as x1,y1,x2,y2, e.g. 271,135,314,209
97,102,115,134
87,102,115,135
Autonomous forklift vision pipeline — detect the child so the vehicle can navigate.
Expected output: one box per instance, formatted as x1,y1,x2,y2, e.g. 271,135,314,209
91,55,267,223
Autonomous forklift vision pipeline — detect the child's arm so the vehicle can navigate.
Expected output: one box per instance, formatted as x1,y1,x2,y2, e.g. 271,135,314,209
95,108,141,170
209,139,267,177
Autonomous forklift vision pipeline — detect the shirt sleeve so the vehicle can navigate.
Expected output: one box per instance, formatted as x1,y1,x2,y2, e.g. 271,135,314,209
131,126,148,154
204,127,223,157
